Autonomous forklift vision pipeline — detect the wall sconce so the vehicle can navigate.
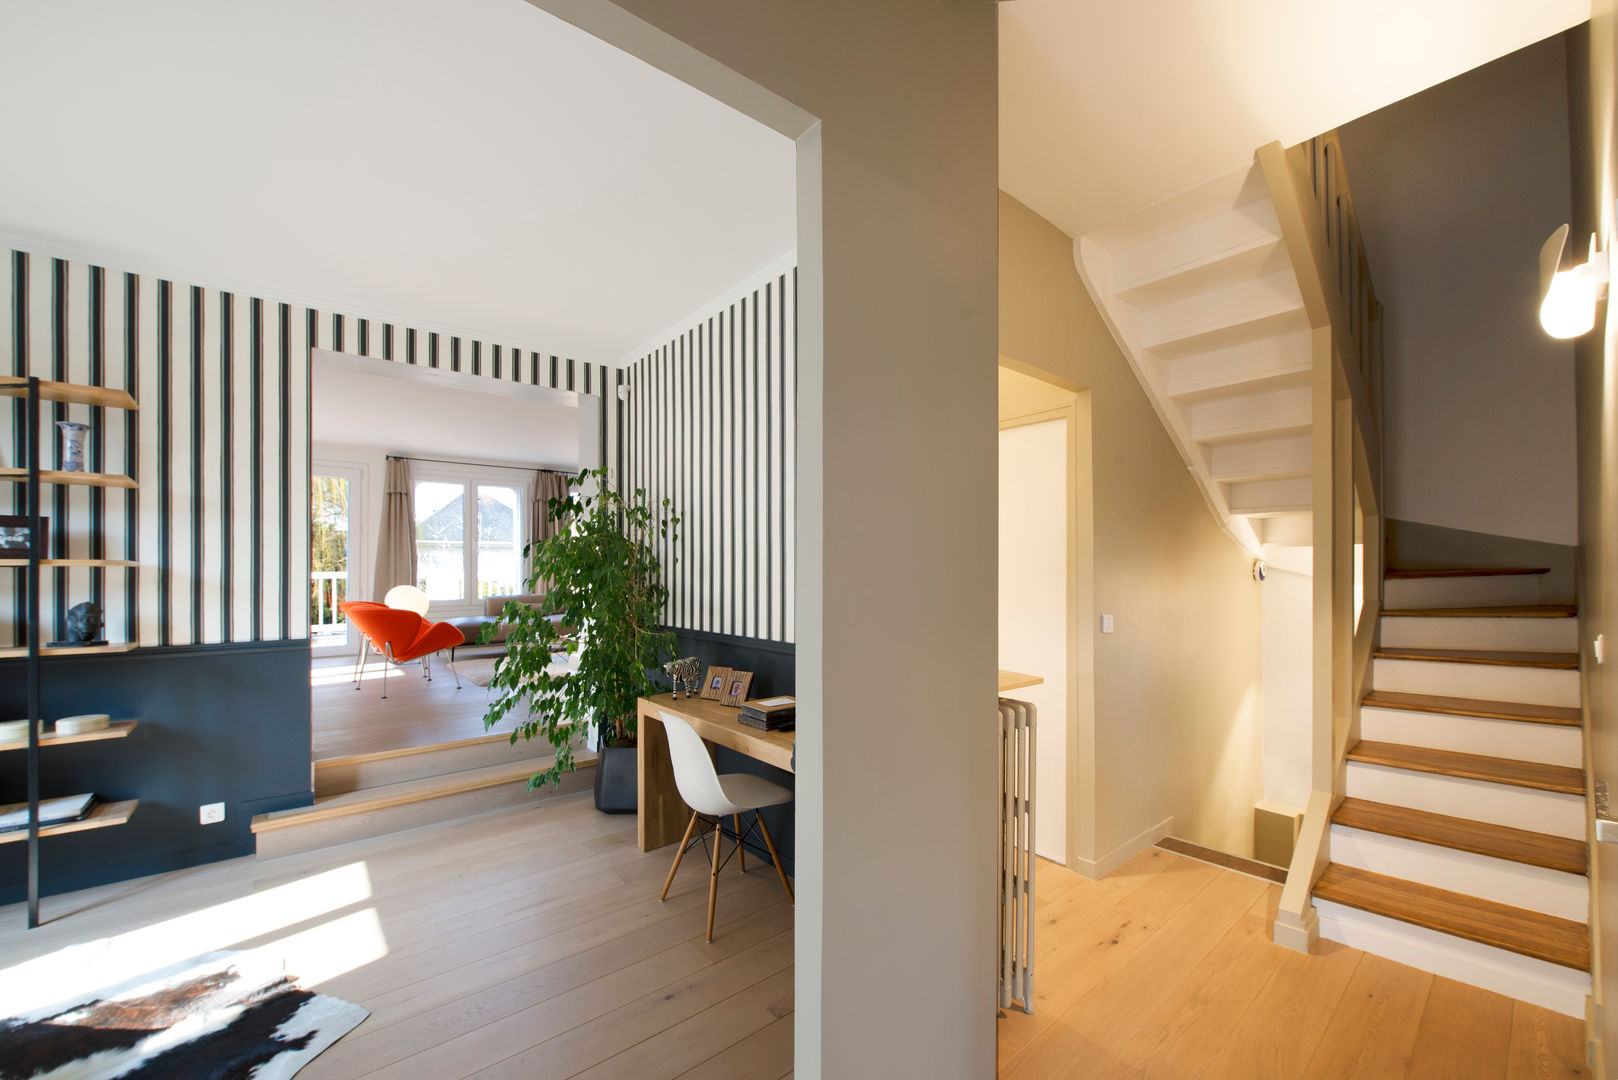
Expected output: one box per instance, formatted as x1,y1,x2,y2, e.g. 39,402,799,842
1539,223,1609,339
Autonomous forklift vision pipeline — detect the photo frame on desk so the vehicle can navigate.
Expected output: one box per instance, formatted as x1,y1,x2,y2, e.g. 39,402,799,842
721,670,754,708
699,665,732,702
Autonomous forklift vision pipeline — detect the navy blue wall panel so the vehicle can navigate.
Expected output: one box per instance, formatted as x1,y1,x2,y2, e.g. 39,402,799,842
0,640,313,904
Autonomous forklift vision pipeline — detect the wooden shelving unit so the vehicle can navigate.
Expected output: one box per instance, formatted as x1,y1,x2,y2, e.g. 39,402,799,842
0,642,138,660
3,375,141,927
0,720,137,752
0,468,138,489
0,800,139,845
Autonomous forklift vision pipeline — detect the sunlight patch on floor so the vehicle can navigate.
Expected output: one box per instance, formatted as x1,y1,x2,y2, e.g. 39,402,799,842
0,862,382,1016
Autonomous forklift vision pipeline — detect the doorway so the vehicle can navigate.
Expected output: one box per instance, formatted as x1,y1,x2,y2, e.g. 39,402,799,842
998,363,1094,870
310,461,366,655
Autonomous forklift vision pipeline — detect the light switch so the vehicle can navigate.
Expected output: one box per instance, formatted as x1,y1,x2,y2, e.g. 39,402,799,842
1100,614,1114,634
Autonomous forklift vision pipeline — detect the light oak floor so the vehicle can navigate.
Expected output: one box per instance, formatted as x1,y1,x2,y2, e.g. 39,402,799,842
0,792,794,1080
312,652,530,761
999,847,1588,1079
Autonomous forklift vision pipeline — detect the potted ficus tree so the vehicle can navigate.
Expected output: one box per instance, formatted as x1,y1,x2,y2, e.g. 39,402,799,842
481,468,680,812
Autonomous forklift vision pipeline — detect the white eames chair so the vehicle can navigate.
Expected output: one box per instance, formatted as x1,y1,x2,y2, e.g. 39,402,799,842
656,710,794,941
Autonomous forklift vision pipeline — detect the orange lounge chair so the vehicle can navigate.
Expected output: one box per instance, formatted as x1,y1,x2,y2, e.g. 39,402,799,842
340,601,467,699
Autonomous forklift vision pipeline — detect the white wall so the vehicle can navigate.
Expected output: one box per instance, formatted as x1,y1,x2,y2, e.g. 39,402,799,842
999,419,1069,861
1340,36,1578,546
1261,564,1313,812
526,5,999,1075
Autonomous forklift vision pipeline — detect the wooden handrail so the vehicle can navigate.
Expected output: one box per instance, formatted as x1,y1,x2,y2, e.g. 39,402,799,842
1260,132,1386,953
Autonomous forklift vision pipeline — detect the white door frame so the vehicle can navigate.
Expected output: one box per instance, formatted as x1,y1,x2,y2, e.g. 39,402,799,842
310,458,369,656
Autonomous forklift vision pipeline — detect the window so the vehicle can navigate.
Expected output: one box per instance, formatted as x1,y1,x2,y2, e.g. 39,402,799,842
411,470,529,608
414,481,466,601
477,485,521,598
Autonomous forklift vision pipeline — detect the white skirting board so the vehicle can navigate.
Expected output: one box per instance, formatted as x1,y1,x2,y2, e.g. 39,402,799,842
1070,816,1176,881
1314,899,1590,1017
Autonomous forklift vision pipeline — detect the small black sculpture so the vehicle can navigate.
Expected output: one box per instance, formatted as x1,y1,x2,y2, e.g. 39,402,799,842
65,601,103,644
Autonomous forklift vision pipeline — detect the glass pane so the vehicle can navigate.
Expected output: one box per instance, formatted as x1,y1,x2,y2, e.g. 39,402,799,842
310,476,350,640
477,485,521,599
415,481,466,601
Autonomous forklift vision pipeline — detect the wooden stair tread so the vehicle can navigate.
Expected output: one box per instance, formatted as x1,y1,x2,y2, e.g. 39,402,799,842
251,754,593,832
1333,797,1588,875
1361,690,1582,728
1346,741,1585,795
1313,863,1589,971
1385,567,1550,579
1372,646,1578,670
1381,604,1576,619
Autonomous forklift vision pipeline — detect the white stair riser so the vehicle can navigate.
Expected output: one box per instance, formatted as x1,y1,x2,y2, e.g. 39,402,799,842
1111,200,1284,304
1344,761,1585,840
1190,385,1311,442
1141,271,1303,351
1379,615,1577,652
1314,900,1589,1016
1372,658,1579,708
1208,433,1311,483
1329,825,1588,922
1383,576,1542,609
1359,707,1582,768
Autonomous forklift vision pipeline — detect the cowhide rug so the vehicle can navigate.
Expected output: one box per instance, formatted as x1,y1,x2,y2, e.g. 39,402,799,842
0,950,367,1080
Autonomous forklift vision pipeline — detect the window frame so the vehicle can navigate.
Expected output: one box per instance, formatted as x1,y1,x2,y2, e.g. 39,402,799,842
410,461,531,618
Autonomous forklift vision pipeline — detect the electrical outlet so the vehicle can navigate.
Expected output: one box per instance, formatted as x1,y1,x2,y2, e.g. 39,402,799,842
199,802,225,825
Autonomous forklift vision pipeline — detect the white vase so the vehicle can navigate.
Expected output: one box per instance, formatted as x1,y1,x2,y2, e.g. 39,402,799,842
58,421,89,472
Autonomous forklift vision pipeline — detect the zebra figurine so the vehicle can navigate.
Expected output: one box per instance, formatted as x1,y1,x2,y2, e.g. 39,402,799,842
663,656,702,699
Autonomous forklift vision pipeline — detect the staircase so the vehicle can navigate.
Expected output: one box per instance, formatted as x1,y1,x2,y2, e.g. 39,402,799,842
251,733,595,859
1310,566,1590,1016
1076,162,1315,555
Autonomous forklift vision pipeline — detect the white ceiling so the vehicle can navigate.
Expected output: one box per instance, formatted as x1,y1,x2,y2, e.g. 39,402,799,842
311,351,581,467
0,0,795,364
1000,0,1590,239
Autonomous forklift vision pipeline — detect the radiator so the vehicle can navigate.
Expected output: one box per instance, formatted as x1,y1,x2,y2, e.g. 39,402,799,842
999,698,1036,1014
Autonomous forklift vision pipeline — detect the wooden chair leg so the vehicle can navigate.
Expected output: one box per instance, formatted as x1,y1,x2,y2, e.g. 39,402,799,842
735,814,746,873
661,813,699,901
706,816,723,942
756,811,793,904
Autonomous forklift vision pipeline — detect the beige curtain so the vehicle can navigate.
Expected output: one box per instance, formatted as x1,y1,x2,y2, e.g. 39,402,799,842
373,457,417,601
531,470,571,548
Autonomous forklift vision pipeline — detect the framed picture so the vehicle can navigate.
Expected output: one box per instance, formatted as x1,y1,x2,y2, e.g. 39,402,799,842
0,515,45,559
699,665,732,702
722,670,754,708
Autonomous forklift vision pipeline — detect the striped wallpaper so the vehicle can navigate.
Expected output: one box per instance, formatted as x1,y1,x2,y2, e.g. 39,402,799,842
627,267,797,644
2,247,621,649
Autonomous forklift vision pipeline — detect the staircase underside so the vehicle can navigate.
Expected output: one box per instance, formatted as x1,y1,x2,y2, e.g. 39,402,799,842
1076,161,1314,559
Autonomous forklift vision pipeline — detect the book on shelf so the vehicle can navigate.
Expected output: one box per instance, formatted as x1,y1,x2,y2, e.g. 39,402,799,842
0,792,98,833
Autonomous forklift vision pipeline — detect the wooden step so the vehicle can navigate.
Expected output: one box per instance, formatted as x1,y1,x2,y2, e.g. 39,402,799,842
1346,741,1585,795
1332,797,1588,875
251,755,595,858
1312,863,1589,970
1361,690,1582,728
1372,647,1579,670
314,730,564,797
1386,567,1550,579
1381,605,1576,619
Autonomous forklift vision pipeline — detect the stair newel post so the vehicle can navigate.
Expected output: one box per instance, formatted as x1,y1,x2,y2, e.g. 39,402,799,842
25,376,42,929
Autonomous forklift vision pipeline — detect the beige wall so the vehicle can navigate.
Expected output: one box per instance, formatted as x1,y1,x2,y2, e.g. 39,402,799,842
1340,37,1578,548
1567,11,1618,1073
527,3,1000,1076
999,191,1266,862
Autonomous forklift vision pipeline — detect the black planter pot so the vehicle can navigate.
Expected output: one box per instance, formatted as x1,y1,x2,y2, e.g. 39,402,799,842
594,743,638,814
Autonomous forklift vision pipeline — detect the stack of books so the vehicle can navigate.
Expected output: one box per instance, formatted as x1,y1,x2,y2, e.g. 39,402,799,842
738,696,796,732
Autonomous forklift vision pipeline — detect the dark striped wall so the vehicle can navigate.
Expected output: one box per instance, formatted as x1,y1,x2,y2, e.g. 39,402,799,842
627,268,796,644
2,247,620,648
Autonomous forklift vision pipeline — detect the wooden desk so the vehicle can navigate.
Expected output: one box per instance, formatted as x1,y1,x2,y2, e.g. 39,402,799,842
637,693,795,852
998,670,1044,693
